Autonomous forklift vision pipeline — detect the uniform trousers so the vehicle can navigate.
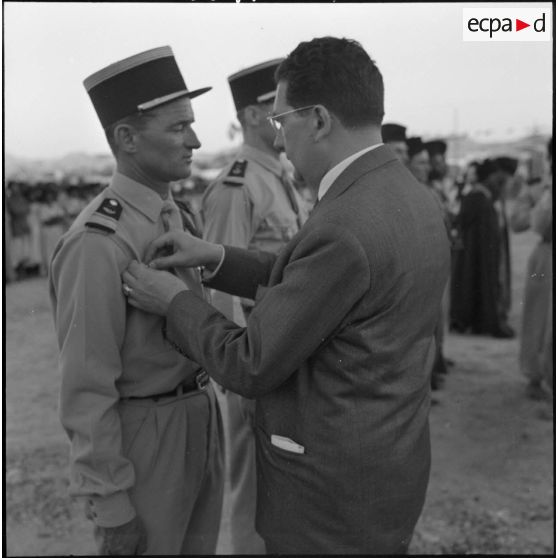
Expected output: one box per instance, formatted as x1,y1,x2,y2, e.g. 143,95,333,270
103,385,224,555
215,387,266,554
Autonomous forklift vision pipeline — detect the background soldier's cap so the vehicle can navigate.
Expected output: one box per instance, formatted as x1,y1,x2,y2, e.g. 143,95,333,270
83,46,212,128
381,123,407,143
228,58,284,112
424,139,448,157
406,136,426,159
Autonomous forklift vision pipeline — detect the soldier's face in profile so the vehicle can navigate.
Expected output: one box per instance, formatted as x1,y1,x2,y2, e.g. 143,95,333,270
134,97,201,183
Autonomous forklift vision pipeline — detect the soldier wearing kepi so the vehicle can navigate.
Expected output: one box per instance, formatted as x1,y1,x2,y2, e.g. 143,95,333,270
49,46,223,555
381,122,409,164
201,58,307,554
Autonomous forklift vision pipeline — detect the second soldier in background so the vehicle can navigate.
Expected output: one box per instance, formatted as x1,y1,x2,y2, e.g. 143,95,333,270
201,59,307,554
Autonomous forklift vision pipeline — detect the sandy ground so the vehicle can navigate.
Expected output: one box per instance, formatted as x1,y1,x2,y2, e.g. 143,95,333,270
5,229,554,555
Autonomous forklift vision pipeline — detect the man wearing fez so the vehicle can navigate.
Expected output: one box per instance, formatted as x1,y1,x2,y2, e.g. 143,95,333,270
122,37,450,553
202,58,307,554
49,46,223,555
381,122,409,163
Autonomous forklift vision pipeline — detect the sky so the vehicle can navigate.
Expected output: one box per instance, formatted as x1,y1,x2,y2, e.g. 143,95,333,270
4,2,554,160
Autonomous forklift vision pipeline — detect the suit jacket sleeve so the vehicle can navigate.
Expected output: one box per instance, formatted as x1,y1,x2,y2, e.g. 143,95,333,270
49,230,136,527
166,223,370,397
204,245,277,300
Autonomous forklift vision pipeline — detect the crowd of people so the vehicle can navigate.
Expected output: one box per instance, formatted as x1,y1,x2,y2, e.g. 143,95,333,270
4,180,104,281
9,37,553,555
380,123,553,403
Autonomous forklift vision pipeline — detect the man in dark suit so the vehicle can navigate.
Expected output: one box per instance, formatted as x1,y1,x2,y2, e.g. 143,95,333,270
122,37,451,554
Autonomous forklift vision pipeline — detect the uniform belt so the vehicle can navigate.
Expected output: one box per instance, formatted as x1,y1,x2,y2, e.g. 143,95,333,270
124,371,209,401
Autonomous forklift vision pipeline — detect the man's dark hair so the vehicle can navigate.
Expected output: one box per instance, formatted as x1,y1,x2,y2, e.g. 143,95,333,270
275,37,384,128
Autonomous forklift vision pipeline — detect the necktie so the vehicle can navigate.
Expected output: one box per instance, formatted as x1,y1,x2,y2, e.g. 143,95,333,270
160,200,205,297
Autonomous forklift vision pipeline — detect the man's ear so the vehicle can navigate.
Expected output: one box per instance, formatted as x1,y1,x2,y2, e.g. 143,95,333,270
312,105,332,142
113,124,139,153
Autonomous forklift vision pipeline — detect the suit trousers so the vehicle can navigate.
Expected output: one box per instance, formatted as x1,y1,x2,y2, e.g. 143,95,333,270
215,386,266,554
115,385,224,555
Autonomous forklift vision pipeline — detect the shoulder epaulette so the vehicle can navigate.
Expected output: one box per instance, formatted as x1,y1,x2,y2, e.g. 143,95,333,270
85,198,122,234
223,159,248,187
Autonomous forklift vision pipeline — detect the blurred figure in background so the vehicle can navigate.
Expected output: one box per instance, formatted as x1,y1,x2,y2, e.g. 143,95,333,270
27,185,46,276
406,136,431,185
459,160,481,198
496,156,522,200
511,137,554,408
6,181,32,278
61,185,88,230
407,136,449,389
381,122,408,163
425,139,460,220
450,159,514,338
4,195,17,283
39,185,66,272
493,157,519,331
426,140,463,348
201,58,307,554
490,160,514,337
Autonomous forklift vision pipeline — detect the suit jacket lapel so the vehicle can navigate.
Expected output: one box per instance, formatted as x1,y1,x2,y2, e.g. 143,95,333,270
311,145,397,219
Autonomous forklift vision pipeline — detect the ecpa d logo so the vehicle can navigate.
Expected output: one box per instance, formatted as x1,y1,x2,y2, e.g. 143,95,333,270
463,8,551,41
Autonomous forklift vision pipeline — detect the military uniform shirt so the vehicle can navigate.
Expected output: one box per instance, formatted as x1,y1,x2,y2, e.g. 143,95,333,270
202,145,307,322
49,172,204,527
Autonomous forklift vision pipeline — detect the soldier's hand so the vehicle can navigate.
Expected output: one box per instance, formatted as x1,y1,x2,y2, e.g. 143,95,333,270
145,231,224,271
95,515,148,555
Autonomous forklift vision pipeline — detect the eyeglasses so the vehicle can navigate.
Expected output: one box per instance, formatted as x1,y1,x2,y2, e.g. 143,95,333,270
267,105,316,132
